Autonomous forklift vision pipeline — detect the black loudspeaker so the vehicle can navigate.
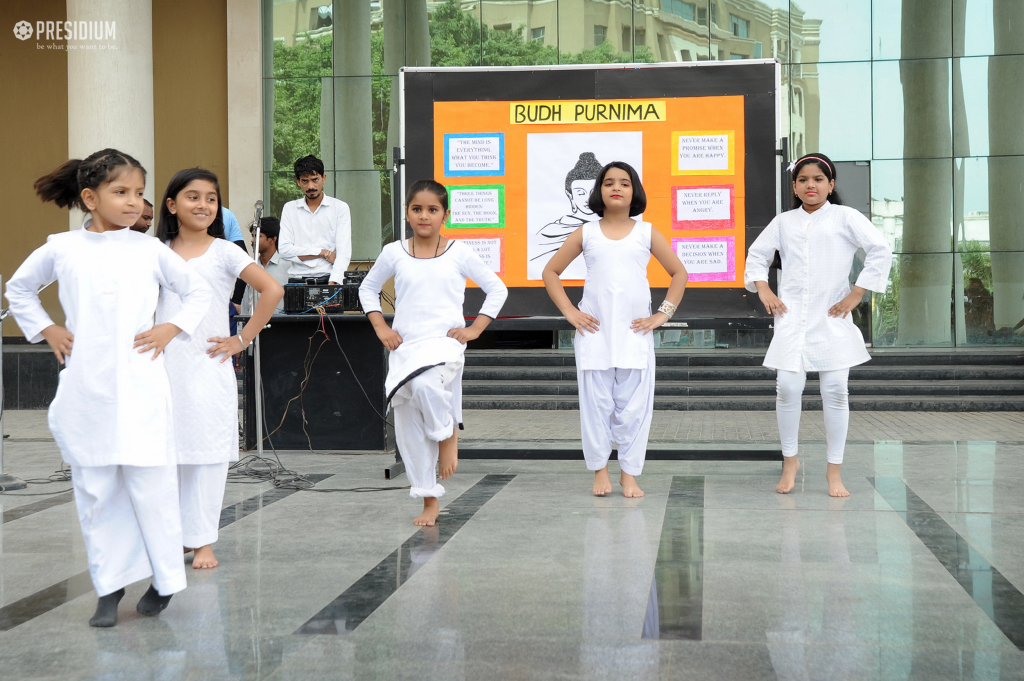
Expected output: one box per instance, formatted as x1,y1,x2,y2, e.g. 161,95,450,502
342,270,368,312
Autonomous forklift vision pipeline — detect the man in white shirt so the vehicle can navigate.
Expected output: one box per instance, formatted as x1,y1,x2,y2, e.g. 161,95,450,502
243,217,290,314
278,155,352,285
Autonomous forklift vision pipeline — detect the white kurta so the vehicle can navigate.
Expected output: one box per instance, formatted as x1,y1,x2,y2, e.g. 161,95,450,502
575,221,655,370
4,227,212,467
360,240,508,499
157,238,254,464
744,202,893,372
359,239,508,406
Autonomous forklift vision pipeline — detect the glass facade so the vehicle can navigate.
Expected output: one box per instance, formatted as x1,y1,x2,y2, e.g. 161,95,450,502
263,0,1024,347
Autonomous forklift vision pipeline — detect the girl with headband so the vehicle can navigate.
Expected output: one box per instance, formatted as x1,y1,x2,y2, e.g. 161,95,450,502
744,153,893,497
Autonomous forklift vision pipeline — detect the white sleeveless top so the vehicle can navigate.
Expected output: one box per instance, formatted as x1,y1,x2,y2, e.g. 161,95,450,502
574,220,655,371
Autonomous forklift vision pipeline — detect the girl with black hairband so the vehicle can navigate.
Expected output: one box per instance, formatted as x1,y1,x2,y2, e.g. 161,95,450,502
744,153,893,498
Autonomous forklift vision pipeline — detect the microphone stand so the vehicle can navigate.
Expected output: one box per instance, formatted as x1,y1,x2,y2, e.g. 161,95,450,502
249,203,265,460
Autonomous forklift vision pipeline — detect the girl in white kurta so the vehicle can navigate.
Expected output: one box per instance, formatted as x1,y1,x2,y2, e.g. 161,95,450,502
155,168,284,569
4,150,213,627
744,153,892,497
359,180,507,527
543,162,688,498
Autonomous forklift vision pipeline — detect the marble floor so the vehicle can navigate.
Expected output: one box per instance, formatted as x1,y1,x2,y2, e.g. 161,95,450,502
1,419,1024,679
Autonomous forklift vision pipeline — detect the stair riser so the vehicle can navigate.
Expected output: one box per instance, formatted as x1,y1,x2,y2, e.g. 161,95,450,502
466,352,1024,368
462,383,1024,397
464,398,1024,411
464,367,1024,381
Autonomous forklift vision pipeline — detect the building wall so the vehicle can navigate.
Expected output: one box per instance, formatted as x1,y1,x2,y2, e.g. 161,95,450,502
1,0,70,334
153,0,231,207
2,0,234,337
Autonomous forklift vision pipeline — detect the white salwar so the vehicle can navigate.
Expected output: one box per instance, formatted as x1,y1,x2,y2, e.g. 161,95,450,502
4,225,212,596
745,202,893,462
574,221,656,475
359,240,507,498
157,238,254,548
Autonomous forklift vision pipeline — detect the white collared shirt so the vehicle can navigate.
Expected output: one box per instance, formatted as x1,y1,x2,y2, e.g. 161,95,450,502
278,194,352,281
744,202,893,372
242,250,290,314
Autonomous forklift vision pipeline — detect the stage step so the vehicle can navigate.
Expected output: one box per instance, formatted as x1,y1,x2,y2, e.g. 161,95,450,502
462,348,1024,411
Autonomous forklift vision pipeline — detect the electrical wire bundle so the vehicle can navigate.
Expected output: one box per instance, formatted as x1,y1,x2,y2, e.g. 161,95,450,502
0,463,72,496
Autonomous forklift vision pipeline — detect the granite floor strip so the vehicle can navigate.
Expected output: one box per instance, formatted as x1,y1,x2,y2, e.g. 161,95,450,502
295,474,516,635
644,475,705,640
2,491,75,524
870,476,1024,650
0,473,335,632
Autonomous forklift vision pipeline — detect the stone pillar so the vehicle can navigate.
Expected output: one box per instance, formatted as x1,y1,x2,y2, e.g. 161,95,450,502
333,1,382,259
262,0,274,210
66,0,154,229
227,0,263,249
385,0,430,170
988,0,1024,329
897,0,953,345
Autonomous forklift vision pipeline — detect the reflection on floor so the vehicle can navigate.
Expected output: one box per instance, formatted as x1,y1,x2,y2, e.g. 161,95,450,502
2,440,1024,680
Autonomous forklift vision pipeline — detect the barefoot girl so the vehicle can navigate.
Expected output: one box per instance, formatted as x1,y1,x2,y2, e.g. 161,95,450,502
543,162,688,498
156,168,283,568
744,153,892,497
359,180,507,526
5,150,213,626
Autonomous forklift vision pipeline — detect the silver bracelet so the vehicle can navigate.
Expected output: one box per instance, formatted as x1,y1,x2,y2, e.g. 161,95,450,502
237,334,251,350
658,300,677,317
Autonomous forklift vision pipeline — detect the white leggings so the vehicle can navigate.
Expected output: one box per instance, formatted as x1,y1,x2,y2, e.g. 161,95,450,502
776,368,850,464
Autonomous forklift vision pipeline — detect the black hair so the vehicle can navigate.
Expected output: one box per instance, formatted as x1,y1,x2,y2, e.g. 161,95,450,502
156,168,226,242
564,152,603,194
406,179,449,211
293,155,325,179
258,216,280,242
587,161,647,217
34,148,145,212
791,153,844,208
143,198,153,207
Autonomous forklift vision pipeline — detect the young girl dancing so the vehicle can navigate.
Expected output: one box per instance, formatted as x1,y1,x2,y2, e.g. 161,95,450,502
156,168,284,568
4,150,213,626
745,153,892,497
543,162,688,498
359,180,507,527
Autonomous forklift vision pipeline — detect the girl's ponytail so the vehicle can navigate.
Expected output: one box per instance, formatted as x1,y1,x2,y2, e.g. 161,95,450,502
33,148,145,212
34,159,86,210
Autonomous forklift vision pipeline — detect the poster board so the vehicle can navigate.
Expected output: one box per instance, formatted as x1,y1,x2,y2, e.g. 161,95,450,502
401,61,780,318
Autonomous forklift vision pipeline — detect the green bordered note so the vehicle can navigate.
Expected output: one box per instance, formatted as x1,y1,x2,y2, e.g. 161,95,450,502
446,184,505,229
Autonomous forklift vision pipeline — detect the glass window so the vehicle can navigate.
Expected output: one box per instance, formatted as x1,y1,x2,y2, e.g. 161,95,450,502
622,26,632,52
812,61,872,161
872,59,953,160
795,0,871,64
873,0,952,61
873,253,954,347
870,158,954,252
665,0,696,23
729,14,749,38
481,0,558,65
558,1,633,63
955,0,995,57
432,1,482,67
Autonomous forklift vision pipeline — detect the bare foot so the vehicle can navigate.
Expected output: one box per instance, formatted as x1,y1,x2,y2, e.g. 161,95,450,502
776,457,800,494
438,429,458,480
191,545,218,569
621,471,644,498
414,497,440,526
826,463,850,497
593,466,612,496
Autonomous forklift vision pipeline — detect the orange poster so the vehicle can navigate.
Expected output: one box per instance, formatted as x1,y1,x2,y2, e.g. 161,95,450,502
434,95,746,289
